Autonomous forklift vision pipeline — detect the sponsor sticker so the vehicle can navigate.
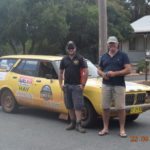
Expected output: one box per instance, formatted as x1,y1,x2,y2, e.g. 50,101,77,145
40,85,53,100
18,76,33,92
19,86,30,92
16,91,33,99
19,76,33,87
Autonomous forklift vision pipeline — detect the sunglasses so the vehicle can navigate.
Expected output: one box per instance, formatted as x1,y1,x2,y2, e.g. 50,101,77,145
68,47,75,50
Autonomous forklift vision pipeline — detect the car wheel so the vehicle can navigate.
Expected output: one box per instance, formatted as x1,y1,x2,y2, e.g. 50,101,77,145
1,89,18,113
126,114,139,122
81,100,97,128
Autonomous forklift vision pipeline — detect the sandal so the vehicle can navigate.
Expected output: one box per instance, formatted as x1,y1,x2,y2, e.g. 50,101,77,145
119,132,127,138
98,130,109,136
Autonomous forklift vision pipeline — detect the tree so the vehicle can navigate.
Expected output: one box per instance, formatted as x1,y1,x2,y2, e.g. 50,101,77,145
122,0,150,21
58,0,99,62
25,0,68,54
0,0,137,61
107,0,133,41
0,0,27,54
62,0,133,62
0,0,68,54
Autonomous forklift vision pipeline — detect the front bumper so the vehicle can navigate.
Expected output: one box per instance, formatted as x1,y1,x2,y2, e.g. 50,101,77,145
110,103,150,114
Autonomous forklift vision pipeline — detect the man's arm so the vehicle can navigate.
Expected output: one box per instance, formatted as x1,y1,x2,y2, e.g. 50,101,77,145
79,57,88,89
107,64,131,77
81,68,88,87
59,69,64,90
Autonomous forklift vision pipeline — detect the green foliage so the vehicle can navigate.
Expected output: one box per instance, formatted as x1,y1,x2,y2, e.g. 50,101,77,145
0,0,68,54
107,0,133,41
26,1,68,54
0,0,147,63
64,2,99,62
136,59,146,73
122,0,150,21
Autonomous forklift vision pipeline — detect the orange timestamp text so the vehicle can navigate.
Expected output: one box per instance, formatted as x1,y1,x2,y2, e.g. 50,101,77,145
129,136,150,142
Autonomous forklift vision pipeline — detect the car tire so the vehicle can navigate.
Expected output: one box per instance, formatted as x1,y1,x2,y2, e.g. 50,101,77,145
1,89,18,113
126,114,139,122
81,100,97,128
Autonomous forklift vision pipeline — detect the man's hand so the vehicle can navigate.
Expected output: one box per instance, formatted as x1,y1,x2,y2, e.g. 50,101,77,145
107,71,116,77
102,72,109,80
97,68,109,80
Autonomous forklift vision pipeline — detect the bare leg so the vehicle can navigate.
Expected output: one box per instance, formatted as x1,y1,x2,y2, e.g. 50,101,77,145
99,109,110,135
118,109,127,136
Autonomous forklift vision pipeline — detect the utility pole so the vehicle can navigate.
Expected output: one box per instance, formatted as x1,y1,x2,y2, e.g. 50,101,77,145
98,0,107,60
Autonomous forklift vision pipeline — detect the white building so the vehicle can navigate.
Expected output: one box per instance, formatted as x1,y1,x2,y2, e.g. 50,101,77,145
122,15,150,62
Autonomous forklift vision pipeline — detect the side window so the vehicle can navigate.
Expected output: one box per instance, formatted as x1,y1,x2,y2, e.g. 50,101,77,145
0,59,17,71
38,61,58,79
13,60,39,77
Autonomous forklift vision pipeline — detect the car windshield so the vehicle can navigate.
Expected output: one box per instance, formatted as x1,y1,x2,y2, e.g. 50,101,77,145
53,59,99,78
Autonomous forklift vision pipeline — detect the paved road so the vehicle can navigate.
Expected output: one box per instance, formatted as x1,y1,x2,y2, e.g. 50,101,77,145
0,107,150,150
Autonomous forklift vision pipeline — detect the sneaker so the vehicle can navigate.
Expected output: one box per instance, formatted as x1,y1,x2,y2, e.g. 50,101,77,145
76,122,86,133
66,121,76,130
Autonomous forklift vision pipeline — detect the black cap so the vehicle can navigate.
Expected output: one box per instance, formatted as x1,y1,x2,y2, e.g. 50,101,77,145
66,41,76,50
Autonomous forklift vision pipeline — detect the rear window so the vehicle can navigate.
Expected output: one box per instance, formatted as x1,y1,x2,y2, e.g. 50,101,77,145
0,59,17,71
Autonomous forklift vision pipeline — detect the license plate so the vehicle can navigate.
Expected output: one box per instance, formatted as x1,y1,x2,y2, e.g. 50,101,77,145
130,107,142,114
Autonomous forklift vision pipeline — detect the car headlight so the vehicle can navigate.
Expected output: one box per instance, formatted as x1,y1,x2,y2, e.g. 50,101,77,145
145,91,150,103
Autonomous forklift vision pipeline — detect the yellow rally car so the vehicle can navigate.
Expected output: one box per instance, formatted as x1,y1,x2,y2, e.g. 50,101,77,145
0,55,150,127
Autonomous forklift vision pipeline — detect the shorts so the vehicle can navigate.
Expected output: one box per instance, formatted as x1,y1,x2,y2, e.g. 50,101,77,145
101,84,125,110
63,84,84,110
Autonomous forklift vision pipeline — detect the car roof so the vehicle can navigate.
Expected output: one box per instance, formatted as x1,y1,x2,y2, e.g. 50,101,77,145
0,55,63,61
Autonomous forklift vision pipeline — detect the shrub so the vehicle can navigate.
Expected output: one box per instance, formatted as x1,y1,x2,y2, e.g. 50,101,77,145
136,59,145,73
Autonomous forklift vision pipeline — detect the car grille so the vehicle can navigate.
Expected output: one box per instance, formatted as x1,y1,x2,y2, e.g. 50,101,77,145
125,93,146,106
136,93,146,104
125,94,135,105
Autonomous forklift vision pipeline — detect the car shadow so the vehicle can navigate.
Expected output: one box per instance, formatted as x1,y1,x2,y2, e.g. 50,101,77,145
0,106,149,130
0,106,60,122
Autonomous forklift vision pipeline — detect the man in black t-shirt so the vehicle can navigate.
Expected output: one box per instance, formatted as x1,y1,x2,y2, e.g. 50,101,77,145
59,41,88,133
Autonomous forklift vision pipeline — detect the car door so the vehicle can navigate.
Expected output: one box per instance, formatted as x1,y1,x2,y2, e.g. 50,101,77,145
31,61,64,112
11,59,39,105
